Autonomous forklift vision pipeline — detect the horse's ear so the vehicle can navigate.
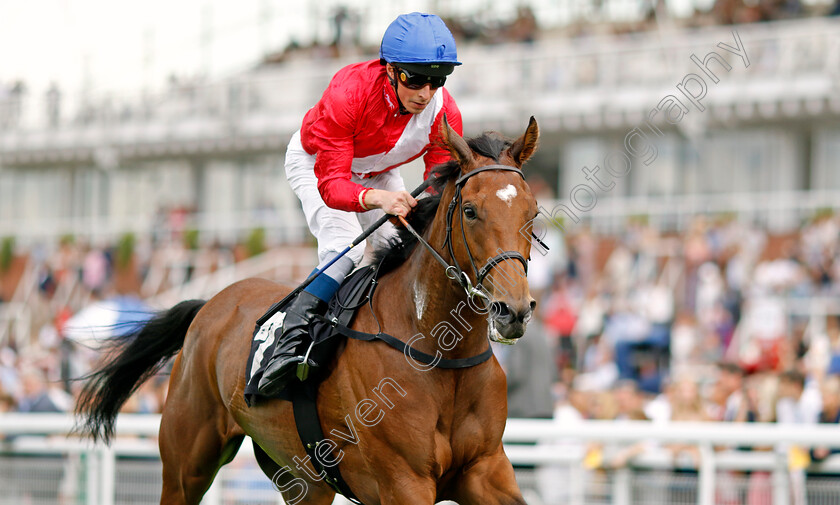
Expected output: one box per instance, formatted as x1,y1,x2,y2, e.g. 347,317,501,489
440,113,474,167
508,116,540,167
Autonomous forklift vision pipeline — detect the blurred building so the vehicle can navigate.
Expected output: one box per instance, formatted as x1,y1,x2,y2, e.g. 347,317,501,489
0,17,838,247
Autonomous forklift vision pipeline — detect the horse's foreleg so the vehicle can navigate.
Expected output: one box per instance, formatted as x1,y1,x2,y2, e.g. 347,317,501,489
253,443,336,505
378,481,437,505
369,469,436,505
449,448,527,505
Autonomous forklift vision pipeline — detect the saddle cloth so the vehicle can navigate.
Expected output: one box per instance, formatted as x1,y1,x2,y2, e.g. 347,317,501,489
243,265,378,406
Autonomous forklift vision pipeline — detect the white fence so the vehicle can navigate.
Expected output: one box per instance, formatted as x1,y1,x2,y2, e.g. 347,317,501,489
2,414,840,505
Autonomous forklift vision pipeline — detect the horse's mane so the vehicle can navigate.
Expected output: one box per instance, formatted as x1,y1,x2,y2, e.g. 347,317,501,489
371,132,514,276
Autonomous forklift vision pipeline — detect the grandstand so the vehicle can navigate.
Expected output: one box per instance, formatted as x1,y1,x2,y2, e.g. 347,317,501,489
1,17,838,243
1,2,840,504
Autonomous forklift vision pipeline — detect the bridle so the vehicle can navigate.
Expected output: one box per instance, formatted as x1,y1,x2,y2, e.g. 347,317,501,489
400,164,538,304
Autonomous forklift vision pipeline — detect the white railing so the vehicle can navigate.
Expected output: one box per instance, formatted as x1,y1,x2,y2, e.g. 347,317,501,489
2,414,840,505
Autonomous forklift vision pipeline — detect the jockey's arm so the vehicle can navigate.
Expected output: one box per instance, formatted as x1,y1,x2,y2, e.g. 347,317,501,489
314,160,417,217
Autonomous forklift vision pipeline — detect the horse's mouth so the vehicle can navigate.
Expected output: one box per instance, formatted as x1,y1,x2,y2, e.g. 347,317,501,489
488,318,526,345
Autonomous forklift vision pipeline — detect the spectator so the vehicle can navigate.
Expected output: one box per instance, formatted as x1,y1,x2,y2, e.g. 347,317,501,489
776,369,820,505
713,362,745,421
16,367,71,413
7,80,26,129
542,275,579,372
536,385,587,505
504,319,556,420
507,6,538,44
575,334,619,391
613,379,648,421
503,318,556,501
603,381,653,470
664,377,707,505
670,376,709,422
0,386,16,445
776,369,821,425
811,374,840,462
0,346,20,398
46,82,61,128
0,387,14,413
605,299,651,380
81,245,109,298
637,353,665,395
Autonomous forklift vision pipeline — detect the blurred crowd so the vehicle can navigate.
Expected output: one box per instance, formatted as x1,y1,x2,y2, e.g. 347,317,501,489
0,194,839,505
708,0,840,25
264,0,840,64
492,176,840,498
0,185,835,409
0,205,252,416
538,211,839,416
1,195,839,421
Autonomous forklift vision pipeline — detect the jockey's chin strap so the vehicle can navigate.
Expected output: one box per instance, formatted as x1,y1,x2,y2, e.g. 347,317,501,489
399,164,531,304
386,68,411,116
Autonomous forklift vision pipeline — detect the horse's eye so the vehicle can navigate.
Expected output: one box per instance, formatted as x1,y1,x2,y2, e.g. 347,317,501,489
463,206,477,220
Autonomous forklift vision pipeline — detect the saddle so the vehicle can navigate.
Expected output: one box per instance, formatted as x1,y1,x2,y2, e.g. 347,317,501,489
244,264,378,406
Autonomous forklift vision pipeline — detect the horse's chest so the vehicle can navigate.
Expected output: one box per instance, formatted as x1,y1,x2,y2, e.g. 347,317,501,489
434,404,506,471
453,416,500,450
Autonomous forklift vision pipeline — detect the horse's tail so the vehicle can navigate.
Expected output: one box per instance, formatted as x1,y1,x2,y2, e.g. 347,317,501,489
75,299,207,443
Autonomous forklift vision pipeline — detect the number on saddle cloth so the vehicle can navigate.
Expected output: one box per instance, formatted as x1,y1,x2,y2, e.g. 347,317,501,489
243,266,379,405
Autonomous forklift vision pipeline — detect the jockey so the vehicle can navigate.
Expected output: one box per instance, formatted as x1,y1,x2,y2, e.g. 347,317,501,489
258,12,463,395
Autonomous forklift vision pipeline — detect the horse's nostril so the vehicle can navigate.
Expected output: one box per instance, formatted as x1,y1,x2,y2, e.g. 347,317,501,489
517,307,533,324
490,302,513,323
514,300,536,324
491,302,536,326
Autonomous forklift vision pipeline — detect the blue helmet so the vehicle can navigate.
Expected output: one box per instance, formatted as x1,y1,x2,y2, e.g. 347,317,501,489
379,13,461,76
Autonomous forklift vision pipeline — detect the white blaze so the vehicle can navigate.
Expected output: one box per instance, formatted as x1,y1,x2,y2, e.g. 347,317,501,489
496,184,517,207
414,281,427,321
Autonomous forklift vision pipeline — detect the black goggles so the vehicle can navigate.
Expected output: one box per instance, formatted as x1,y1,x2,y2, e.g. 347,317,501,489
394,67,447,90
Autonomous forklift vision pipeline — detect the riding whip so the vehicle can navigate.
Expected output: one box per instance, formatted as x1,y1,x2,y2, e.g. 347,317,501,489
256,176,435,326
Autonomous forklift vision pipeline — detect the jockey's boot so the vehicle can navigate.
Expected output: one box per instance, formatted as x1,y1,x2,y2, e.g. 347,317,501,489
257,291,327,396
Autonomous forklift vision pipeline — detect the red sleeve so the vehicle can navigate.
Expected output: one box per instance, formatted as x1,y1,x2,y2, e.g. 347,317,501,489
423,88,462,181
302,80,368,213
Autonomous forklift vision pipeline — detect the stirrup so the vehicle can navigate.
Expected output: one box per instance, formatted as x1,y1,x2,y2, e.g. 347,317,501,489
295,341,317,381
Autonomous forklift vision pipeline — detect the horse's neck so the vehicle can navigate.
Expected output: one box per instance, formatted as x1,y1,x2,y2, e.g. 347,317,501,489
372,213,490,360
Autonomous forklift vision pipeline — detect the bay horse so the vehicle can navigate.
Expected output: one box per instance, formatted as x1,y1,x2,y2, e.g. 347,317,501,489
76,117,541,505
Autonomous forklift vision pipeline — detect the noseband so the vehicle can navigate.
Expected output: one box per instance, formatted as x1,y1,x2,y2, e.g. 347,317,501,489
401,164,530,303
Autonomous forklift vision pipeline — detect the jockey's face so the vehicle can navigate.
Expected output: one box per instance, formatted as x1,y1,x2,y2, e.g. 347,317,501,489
387,64,438,114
